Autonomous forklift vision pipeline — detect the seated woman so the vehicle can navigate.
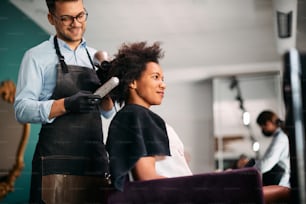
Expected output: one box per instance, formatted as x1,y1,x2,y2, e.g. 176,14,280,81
105,41,192,191
105,41,290,204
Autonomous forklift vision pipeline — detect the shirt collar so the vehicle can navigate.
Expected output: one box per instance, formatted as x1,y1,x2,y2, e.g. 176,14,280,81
49,35,87,51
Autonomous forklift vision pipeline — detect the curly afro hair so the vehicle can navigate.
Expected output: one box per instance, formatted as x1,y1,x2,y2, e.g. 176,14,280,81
107,41,164,105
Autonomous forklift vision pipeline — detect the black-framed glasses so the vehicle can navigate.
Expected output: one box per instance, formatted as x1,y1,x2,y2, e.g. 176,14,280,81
52,10,88,25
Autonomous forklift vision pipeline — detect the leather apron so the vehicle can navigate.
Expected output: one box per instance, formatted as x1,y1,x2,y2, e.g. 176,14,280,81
29,36,110,204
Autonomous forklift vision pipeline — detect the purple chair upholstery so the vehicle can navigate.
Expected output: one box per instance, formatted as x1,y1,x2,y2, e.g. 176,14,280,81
107,167,264,204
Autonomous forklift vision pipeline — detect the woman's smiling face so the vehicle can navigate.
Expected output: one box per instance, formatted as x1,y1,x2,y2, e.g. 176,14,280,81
128,62,166,108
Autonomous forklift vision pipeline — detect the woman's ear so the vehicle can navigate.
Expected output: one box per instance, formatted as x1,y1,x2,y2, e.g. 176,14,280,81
129,80,137,89
47,13,55,25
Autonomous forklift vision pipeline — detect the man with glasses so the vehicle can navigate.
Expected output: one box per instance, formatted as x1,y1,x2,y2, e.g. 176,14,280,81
14,0,114,203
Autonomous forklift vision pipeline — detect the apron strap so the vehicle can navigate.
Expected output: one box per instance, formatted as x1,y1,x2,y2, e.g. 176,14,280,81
86,49,95,70
53,36,95,73
54,36,68,73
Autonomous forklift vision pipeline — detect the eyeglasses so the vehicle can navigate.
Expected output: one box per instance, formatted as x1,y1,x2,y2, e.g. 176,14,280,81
52,10,88,25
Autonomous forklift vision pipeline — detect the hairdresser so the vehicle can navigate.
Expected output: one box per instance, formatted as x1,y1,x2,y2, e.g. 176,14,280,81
14,0,114,203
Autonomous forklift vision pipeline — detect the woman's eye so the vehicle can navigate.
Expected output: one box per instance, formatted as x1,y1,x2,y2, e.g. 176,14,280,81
152,75,159,80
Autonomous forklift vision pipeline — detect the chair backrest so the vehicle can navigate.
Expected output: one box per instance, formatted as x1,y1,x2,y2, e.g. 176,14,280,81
107,168,264,204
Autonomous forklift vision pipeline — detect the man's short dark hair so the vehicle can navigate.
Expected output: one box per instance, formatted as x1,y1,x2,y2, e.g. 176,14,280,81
46,0,80,13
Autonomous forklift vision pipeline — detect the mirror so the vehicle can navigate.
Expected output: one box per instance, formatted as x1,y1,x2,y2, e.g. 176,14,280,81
0,80,30,200
213,72,284,170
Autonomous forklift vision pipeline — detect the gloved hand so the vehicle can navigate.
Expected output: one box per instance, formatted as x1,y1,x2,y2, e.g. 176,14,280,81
64,91,102,113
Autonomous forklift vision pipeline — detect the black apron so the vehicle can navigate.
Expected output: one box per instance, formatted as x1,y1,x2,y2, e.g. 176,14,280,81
29,36,109,203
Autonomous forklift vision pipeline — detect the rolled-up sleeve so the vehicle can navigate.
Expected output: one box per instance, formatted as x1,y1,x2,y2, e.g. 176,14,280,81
101,106,116,119
15,98,54,124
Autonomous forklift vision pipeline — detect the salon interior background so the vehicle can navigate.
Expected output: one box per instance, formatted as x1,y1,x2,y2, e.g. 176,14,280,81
1,0,306,203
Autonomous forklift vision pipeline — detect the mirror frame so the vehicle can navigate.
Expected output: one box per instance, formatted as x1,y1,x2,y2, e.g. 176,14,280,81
0,80,30,200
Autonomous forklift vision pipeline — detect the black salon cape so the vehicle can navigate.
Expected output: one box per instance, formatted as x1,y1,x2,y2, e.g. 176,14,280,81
106,104,170,191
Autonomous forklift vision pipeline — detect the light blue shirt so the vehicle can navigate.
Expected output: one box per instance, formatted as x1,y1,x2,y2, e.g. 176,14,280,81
14,35,115,124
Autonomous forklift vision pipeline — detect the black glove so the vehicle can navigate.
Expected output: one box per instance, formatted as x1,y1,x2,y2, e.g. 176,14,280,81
64,91,102,113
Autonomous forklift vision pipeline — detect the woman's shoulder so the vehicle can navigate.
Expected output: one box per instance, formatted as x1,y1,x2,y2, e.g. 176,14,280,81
127,104,164,121
113,104,165,127
118,104,153,116
110,104,147,125
274,130,289,144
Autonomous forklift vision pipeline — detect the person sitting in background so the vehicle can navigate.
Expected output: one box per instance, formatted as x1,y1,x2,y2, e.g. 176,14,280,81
254,110,290,187
105,41,192,191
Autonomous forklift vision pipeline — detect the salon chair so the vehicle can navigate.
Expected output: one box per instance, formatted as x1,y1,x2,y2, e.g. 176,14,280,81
106,167,264,204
